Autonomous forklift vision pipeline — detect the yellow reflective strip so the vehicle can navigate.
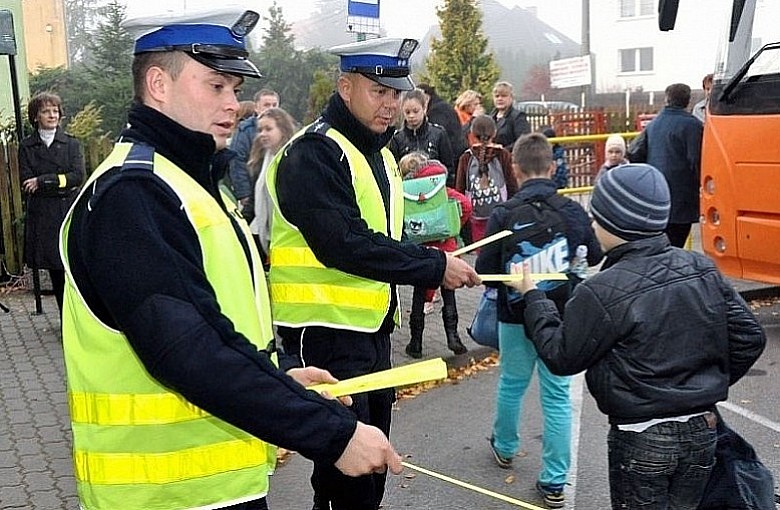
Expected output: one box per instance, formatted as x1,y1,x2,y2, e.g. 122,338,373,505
69,392,211,425
74,439,267,485
270,283,385,310
270,247,325,268
57,174,67,188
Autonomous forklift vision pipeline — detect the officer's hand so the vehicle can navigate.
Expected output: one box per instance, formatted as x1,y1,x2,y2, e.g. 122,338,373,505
507,261,537,295
335,422,403,477
442,253,481,290
287,367,353,406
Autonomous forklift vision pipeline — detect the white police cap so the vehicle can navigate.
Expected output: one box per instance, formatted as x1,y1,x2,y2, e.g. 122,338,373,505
329,38,419,91
123,7,262,79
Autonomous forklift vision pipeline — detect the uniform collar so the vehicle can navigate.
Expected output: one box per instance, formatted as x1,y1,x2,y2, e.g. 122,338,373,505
322,92,394,154
120,103,229,185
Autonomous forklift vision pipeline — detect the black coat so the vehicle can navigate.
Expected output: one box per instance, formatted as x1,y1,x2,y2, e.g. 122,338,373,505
523,236,766,425
426,95,467,161
645,106,703,224
491,105,531,150
389,120,455,177
19,128,84,269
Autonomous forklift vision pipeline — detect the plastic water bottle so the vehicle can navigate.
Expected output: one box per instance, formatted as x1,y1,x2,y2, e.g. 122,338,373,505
571,244,588,279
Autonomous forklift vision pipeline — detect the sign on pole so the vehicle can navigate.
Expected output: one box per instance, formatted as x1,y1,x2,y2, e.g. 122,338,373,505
347,0,381,37
0,10,18,56
549,55,592,89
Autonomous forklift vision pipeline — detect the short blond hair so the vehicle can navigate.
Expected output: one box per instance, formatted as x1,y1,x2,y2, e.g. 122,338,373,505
455,89,482,109
492,81,514,96
398,152,428,178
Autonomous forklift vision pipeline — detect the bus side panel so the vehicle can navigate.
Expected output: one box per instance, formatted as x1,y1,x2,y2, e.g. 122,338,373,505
700,113,780,284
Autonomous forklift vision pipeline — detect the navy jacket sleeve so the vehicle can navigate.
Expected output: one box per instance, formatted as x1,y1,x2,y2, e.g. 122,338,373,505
275,135,446,288
522,285,617,375
71,172,356,465
228,121,254,200
721,282,766,384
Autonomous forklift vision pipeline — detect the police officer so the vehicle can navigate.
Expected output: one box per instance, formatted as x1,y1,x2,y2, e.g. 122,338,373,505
60,10,401,510
267,38,481,510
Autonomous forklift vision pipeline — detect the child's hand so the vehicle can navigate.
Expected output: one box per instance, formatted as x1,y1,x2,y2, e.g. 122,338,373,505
506,262,537,295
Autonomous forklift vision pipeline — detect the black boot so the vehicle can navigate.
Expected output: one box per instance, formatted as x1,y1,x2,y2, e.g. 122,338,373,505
405,312,424,359
442,306,467,355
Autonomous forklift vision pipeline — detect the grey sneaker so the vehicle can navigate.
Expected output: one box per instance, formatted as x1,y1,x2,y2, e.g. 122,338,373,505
536,481,565,508
488,436,512,469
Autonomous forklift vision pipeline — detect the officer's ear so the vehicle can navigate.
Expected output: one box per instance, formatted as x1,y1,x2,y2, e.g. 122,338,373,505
145,65,171,104
337,74,353,105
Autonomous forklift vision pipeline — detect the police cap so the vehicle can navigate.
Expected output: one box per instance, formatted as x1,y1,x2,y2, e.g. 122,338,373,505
329,37,419,91
123,8,262,79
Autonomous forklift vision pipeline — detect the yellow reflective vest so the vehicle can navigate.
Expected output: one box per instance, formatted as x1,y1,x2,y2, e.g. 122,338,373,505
60,143,276,510
267,126,404,332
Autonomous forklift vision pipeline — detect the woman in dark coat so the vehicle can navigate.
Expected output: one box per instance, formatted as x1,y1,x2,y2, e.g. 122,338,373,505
20,93,85,311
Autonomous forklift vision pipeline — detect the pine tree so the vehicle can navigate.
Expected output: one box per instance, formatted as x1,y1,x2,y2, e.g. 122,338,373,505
84,0,133,137
424,0,501,103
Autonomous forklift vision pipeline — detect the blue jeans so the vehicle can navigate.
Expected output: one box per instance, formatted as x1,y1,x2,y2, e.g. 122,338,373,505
607,413,718,509
492,322,571,485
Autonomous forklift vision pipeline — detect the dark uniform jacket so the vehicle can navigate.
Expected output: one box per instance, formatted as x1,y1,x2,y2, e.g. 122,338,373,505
389,120,455,177
274,93,447,367
20,128,84,269
645,106,703,224
66,103,356,468
522,235,766,425
491,104,531,150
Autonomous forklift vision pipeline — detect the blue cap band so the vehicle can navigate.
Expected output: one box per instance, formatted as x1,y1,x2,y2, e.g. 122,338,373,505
339,54,410,75
134,24,245,54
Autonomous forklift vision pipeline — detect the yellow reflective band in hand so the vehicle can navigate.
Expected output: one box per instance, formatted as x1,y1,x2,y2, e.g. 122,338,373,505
479,273,568,282
308,358,447,398
402,461,547,510
451,230,512,257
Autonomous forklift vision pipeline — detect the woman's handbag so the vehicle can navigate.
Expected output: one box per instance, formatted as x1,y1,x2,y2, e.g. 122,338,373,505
467,288,499,350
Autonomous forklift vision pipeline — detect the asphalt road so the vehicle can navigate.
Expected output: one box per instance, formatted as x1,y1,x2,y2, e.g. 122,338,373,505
269,299,780,509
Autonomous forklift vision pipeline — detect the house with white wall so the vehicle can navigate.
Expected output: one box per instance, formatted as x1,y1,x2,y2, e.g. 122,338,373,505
589,0,732,95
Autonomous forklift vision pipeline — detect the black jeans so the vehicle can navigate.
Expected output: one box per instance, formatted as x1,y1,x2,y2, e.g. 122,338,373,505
607,412,718,509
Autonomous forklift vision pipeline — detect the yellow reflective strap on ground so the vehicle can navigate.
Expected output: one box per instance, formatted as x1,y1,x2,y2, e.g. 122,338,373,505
307,358,447,398
402,461,547,510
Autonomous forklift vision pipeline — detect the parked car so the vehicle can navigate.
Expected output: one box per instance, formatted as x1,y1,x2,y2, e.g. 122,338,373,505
514,101,580,114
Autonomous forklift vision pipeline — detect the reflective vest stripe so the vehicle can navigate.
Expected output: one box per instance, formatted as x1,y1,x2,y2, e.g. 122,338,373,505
270,283,388,310
270,246,326,269
69,392,210,426
73,439,266,485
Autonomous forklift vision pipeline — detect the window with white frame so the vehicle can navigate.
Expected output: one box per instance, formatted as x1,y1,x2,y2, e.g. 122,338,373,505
619,0,655,18
619,47,654,72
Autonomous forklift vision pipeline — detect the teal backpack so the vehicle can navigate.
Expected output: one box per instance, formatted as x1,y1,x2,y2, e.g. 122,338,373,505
402,173,462,244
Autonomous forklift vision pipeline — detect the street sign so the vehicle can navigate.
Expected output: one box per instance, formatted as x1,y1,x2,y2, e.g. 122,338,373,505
347,0,381,36
0,10,17,56
550,55,591,89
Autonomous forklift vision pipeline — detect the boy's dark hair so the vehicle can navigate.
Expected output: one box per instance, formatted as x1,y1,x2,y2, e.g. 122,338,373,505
254,88,279,102
665,83,692,108
470,114,497,143
512,133,552,177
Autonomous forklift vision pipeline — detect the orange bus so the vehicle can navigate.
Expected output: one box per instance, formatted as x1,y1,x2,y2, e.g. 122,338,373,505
663,0,780,283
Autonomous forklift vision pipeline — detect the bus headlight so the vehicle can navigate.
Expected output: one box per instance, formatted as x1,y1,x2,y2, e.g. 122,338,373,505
703,176,716,195
707,207,720,225
714,236,727,253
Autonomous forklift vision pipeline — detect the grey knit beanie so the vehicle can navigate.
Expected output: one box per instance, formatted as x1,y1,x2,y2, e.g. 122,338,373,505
590,164,670,241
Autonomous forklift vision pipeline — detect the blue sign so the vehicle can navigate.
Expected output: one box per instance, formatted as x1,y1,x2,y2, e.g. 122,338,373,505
348,0,380,19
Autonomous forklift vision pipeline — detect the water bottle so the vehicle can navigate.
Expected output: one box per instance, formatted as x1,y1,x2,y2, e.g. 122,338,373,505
571,244,588,279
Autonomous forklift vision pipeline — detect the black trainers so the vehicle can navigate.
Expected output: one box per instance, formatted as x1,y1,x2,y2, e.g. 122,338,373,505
536,481,565,508
488,437,512,469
